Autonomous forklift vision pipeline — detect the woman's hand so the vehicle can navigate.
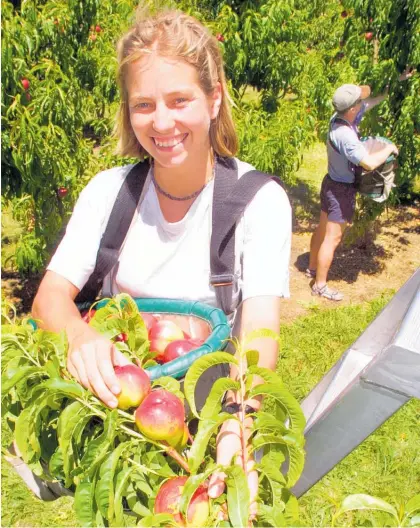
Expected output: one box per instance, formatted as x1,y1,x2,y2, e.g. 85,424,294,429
66,319,131,407
208,416,258,520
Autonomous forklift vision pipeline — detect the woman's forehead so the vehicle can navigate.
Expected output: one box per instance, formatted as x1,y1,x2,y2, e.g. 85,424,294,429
126,54,201,94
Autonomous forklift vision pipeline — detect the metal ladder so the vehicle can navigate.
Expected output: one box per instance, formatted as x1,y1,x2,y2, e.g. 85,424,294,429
292,268,420,497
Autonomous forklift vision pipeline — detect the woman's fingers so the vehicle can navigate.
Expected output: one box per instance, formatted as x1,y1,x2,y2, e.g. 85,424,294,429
68,352,94,393
80,344,118,408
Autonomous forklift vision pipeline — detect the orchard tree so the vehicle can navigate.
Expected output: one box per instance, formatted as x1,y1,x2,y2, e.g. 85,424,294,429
342,0,419,200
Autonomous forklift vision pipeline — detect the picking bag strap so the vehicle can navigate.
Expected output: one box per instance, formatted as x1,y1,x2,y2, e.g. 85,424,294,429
75,161,150,303
210,157,238,314
210,162,284,315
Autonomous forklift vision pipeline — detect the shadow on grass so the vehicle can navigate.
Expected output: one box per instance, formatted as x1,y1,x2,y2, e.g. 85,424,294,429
294,230,392,284
285,181,322,233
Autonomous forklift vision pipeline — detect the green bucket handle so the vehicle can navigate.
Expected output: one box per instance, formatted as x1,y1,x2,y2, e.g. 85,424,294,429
30,298,231,381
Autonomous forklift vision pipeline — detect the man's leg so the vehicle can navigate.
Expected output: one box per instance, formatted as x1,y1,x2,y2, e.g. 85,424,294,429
308,211,328,271
315,219,347,288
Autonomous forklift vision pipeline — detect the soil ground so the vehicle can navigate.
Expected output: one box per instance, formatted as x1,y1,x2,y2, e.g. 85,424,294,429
2,205,419,322
282,204,420,323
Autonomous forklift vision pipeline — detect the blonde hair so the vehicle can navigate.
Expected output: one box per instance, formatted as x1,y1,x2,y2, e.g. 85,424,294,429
114,9,238,159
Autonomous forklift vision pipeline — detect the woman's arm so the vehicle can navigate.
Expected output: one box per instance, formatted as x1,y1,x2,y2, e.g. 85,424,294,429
33,271,129,407
225,295,282,409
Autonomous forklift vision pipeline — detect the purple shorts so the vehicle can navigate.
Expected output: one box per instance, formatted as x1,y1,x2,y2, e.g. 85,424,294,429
320,174,356,223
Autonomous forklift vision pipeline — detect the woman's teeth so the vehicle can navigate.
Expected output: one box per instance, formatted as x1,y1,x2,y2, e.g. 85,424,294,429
154,135,186,147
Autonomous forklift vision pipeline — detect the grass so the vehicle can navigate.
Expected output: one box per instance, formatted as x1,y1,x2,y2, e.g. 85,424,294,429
293,140,327,192
2,291,419,527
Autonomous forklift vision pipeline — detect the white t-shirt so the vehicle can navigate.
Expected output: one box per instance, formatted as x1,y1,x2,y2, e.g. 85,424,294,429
48,158,291,307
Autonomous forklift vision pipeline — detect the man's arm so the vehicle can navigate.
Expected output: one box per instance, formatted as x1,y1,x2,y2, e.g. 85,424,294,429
359,142,398,171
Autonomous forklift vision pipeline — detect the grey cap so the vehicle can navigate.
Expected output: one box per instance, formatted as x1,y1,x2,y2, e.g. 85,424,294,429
332,84,371,112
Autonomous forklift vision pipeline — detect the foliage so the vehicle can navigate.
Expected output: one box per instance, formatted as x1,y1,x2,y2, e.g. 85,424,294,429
333,493,420,527
342,0,420,202
1,295,305,527
2,0,419,273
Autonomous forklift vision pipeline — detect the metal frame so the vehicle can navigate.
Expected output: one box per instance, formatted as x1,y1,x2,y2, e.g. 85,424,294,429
292,269,420,497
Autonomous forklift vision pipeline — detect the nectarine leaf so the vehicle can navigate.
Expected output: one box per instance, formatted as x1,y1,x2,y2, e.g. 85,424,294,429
126,483,152,518
247,365,286,386
114,466,136,526
137,513,179,527
74,480,95,527
199,377,240,420
243,328,281,348
246,349,260,367
251,434,305,487
33,377,86,399
184,352,239,418
248,382,306,433
179,466,218,518
152,376,183,401
1,365,41,395
258,504,287,527
188,413,236,473
95,441,130,520
225,465,250,528
73,409,118,479
252,411,290,436
57,401,91,485
258,449,287,485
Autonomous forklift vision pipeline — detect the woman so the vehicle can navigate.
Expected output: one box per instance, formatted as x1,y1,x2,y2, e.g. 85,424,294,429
32,8,291,512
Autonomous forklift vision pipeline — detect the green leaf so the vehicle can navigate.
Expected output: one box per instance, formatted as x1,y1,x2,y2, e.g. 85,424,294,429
284,493,300,525
179,465,219,518
114,466,136,527
335,494,399,523
75,410,119,479
258,503,287,527
200,377,240,420
74,481,96,527
152,377,183,400
246,349,259,367
243,328,280,347
57,401,91,485
95,441,130,521
248,383,306,433
1,366,42,395
226,465,250,528
253,411,289,436
188,413,236,473
34,377,86,399
406,494,420,517
252,434,305,486
137,513,178,527
184,352,238,418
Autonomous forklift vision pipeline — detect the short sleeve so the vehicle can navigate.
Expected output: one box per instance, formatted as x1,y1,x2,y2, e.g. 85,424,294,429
47,165,132,290
333,126,368,166
241,181,291,300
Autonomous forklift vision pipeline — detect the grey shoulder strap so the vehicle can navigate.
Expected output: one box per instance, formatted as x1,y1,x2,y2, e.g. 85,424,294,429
210,158,284,315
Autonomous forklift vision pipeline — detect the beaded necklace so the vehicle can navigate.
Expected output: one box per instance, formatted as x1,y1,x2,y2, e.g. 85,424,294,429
150,160,215,201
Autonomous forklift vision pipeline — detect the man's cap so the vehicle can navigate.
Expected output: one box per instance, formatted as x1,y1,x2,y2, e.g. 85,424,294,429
332,84,371,112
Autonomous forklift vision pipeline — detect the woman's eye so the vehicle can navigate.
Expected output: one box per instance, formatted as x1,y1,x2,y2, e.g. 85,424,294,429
136,102,150,109
175,98,188,105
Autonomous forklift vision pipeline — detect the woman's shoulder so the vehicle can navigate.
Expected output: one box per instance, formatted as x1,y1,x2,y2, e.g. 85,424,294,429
84,163,137,194
234,157,288,203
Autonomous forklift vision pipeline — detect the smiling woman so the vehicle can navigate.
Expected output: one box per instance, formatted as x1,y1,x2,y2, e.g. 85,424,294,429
30,7,292,510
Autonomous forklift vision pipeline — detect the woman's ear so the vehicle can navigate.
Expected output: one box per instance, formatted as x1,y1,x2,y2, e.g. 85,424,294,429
210,82,222,120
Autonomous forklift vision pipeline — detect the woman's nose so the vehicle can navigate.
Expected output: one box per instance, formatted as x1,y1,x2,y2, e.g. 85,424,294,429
153,104,175,133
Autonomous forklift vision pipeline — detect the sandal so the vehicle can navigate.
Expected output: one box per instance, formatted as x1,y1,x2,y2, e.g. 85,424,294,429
305,268,316,278
311,283,343,301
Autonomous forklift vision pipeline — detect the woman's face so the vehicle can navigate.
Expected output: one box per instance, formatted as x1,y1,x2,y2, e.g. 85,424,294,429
126,54,221,169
